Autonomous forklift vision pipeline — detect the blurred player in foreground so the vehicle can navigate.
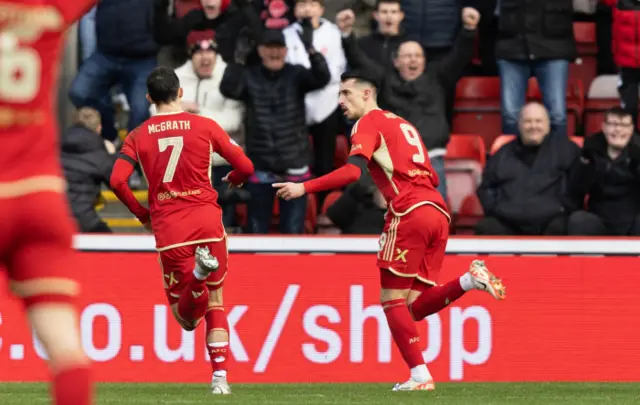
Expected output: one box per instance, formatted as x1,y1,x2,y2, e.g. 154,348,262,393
110,67,254,394
0,1,97,404
274,70,507,391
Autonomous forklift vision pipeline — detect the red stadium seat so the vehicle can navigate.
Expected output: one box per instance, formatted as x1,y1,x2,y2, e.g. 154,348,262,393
454,194,484,234
453,77,503,149
570,135,584,148
446,134,487,166
175,0,201,17
572,22,598,92
334,135,349,168
445,169,479,232
490,135,516,155
321,190,343,214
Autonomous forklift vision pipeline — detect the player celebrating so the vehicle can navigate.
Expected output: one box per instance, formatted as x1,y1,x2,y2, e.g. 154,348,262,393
274,70,506,391
110,67,254,395
0,1,97,404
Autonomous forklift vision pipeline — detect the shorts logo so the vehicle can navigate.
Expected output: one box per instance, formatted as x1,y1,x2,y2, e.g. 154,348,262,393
394,249,408,263
378,232,387,254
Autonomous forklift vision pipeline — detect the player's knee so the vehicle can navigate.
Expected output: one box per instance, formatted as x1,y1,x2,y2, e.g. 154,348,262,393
379,288,409,304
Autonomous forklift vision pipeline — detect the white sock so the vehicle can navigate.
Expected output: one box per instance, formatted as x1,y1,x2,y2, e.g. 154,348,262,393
193,267,207,280
209,342,228,378
410,364,432,383
459,272,474,291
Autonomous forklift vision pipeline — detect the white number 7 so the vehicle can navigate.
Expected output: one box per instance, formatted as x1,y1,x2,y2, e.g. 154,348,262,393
158,137,184,183
400,123,425,164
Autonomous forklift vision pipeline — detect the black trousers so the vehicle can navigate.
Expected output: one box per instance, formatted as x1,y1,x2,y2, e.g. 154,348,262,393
475,215,567,236
567,210,640,236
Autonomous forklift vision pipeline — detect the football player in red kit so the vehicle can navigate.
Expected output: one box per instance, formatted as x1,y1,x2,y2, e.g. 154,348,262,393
110,67,254,394
0,1,96,404
274,70,506,391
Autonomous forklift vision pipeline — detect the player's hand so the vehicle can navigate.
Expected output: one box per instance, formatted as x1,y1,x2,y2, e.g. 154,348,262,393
273,182,306,200
222,173,243,188
336,9,355,36
104,140,116,155
142,221,153,233
461,7,480,30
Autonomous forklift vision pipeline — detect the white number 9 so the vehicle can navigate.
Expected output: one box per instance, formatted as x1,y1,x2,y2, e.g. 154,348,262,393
400,123,425,164
0,48,41,103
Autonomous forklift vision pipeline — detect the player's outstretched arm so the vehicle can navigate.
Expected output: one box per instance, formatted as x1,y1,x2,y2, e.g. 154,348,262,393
109,158,150,224
213,129,255,187
273,155,366,200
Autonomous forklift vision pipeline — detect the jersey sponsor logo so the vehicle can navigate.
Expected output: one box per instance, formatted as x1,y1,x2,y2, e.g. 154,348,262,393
408,169,431,178
157,189,202,201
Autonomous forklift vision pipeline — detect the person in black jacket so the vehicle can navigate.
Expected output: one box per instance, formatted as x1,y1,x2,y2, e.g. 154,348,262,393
357,0,406,71
494,0,577,137
220,28,330,234
476,102,579,235
335,7,479,201
565,108,640,236
61,108,117,233
69,0,159,143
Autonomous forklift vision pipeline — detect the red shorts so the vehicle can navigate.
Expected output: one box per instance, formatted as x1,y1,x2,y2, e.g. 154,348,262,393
158,237,228,305
377,204,449,290
0,191,79,299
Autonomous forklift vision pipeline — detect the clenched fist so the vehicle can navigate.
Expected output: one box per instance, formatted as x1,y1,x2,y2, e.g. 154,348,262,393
461,7,480,30
336,9,355,36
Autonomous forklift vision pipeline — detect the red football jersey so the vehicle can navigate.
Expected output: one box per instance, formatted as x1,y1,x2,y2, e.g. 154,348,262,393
349,109,449,218
120,112,251,250
0,0,95,182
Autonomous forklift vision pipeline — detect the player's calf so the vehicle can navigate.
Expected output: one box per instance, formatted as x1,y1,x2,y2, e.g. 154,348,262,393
206,289,231,395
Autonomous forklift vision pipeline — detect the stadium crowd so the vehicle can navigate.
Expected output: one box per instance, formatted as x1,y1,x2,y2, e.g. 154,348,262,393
62,0,640,237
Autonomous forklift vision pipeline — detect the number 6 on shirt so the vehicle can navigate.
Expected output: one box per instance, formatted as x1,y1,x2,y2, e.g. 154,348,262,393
400,123,425,164
158,136,184,183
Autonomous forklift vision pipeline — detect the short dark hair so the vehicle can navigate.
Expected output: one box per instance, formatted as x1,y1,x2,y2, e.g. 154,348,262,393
604,106,633,122
146,67,180,105
340,69,379,89
376,0,401,10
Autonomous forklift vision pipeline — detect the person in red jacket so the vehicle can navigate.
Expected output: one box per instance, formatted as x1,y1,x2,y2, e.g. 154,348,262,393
603,0,640,129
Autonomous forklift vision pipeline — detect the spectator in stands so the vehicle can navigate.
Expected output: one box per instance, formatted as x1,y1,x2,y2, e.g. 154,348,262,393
69,0,158,143
475,102,579,236
61,108,116,234
565,108,640,236
317,173,386,234
257,0,297,29
167,39,246,228
153,0,261,65
220,29,330,234
494,0,576,137
325,1,377,38
357,0,406,70
335,7,480,201
602,0,640,129
284,1,347,185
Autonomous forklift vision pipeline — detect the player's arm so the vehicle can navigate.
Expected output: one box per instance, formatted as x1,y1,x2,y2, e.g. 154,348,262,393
54,0,97,25
210,124,255,186
109,134,150,224
274,125,379,199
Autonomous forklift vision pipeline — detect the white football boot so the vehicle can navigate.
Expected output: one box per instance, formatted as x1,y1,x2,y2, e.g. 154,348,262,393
469,260,506,300
195,246,219,277
211,375,232,395
392,378,435,391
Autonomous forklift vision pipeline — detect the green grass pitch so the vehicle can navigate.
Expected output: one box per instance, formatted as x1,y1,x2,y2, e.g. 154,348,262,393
1,383,639,404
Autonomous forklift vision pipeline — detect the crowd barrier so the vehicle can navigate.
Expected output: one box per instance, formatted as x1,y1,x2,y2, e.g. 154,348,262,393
0,236,639,383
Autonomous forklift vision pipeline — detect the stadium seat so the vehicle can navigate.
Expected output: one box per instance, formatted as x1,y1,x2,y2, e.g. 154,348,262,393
445,169,479,232
321,190,343,214
584,75,620,136
446,134,487,167
334,135,349,168
570,135,584,148
175,0,202,17
526,77,584,136
454,194,484,234
453,77,503,149
571,22,598,91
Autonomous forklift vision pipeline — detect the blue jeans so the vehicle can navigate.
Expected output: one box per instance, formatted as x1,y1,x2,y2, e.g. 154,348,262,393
78,7,97,62
497,59,569,136
430,155,448,203
69,51,156,141
245,182,307,234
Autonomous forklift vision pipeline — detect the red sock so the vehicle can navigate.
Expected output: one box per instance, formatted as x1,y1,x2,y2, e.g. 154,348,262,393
53,366,92,405
383,299,425,369
177,272,209,323
205,307,229,375
409,278,466,321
